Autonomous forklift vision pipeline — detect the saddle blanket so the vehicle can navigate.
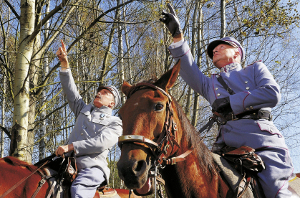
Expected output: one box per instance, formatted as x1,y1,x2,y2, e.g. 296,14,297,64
212,152,258,198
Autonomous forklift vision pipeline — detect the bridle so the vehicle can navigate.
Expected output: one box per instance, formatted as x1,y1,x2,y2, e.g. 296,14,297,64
118,82,192,167
118,82,193,198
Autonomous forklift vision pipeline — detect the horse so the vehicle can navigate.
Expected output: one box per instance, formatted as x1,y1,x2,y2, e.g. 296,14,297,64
116,60,300,198
0,156,140,198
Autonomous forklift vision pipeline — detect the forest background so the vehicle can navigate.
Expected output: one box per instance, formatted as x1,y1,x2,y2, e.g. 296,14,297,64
0,0,300,191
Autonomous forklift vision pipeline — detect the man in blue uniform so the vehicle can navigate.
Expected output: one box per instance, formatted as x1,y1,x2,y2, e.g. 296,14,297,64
160,4,294,198
55,40,122,198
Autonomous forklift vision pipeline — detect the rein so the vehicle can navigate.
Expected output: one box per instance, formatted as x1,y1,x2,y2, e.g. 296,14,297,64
0,160,50,198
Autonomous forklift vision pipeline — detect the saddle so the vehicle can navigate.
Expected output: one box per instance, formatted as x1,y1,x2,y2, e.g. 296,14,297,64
213,146,265,198
94,186,118,198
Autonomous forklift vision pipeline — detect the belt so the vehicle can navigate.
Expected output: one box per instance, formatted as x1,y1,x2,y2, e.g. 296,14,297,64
224,110,272,121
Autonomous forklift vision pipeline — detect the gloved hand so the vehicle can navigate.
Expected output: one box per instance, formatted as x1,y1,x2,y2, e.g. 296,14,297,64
159,3,182,37
212,97,233,115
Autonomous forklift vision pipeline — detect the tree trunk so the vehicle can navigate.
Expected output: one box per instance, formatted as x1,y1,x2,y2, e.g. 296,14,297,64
118,0,124,105
191,1,201,127
11,0,35,162
1,74,5,157
123,1,132,84
39,0,50,160
220,0,226,38
100,14,117,84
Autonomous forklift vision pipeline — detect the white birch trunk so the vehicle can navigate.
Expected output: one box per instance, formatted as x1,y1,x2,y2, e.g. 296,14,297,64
11,0,35,162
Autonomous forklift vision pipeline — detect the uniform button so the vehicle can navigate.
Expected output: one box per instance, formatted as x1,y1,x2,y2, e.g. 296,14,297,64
245,108,249,111
250,106,253,109
245,81,248,84
217,93,221,96
246,87,249,90
81,133,83,136
215,87,218,90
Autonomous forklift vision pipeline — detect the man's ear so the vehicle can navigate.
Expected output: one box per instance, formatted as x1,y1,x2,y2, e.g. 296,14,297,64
109,101,115,109
234,50,240,60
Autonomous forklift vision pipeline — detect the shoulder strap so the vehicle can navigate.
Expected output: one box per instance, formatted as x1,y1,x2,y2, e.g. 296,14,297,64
217,75,235,95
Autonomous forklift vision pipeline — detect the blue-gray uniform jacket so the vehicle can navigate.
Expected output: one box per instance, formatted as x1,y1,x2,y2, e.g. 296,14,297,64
168,41,286,149
60,70,122,182
168,41,294,198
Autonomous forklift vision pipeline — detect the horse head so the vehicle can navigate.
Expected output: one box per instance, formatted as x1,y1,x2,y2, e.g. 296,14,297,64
117,61,185,192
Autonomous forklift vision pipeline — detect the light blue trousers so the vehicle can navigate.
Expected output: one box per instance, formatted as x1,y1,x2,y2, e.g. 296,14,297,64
71,167,105,198
256,148,293,198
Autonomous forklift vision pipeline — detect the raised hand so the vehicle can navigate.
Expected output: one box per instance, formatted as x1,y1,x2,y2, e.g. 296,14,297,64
56,40,69,69
159,3,182,37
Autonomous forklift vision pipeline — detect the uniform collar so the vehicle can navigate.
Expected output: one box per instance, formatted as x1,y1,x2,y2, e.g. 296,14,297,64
219,62,242,73
80,103,112,116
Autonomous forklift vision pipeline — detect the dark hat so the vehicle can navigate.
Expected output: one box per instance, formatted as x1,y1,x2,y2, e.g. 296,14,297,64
207,37,245,62
97,85,121,108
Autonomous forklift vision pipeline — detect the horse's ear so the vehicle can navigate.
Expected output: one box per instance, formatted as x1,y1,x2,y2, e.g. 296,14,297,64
122,81,132,97
155,60,181,90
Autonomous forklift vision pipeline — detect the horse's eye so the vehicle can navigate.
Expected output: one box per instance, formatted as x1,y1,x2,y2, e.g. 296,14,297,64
155,103,164,111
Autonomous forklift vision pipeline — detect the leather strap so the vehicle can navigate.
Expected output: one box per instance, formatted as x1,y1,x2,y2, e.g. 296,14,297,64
237,175,251,198
224,110,272,121
31,177,46,198
217,75,235,95
198,115,219,135
0,160,49,198
164,150,193,165
46,180,57,198
217,75,272,121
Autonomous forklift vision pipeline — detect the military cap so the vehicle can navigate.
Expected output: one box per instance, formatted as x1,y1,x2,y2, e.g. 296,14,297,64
97,85,121,108
207,37,245,62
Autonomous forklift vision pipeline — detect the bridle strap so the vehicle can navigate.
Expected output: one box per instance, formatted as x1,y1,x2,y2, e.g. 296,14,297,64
164,150,193,165
118,135,159,148
31,176,47,198
127,82,172,101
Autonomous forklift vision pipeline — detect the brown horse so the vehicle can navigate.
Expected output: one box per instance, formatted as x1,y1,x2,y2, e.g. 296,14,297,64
117,60,300,198
0,156,140,198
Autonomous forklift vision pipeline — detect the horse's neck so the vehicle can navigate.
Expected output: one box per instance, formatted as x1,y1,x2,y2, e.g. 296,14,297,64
161,147,230,198
160,163,186,198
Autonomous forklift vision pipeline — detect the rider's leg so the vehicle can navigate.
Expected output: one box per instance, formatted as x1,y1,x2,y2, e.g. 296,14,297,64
70,167,105,198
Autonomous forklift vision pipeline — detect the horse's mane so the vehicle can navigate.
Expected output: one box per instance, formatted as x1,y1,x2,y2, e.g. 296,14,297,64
3,156,33,167
171,97,217,177
34,154,62,172
1,156,44,173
